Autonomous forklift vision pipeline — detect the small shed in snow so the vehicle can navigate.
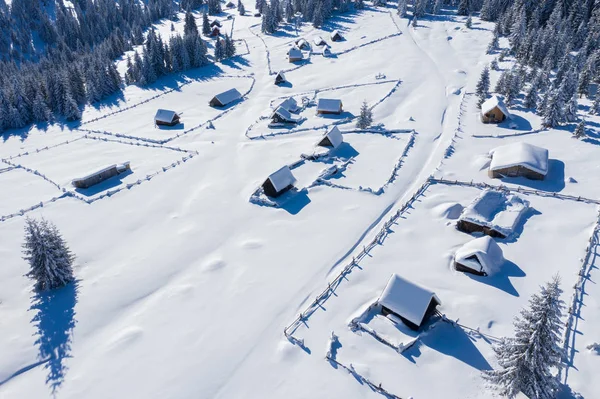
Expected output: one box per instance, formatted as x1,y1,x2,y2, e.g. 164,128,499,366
317,126,344,149
488,142,549,180
481,96,510,123
454,236,504,276
295,38,310,50
154,109,180,126
331,30,343,41
317,98,343,115
274,97,299,113
313,35,326,46
72,162,131,189
262,166,296,197
377,274,441,331
275,71,287,85
288,47,303,62
210,20,222,27
226,1,236,7
210,88,242,107
271,107,298,124
210,26,221,37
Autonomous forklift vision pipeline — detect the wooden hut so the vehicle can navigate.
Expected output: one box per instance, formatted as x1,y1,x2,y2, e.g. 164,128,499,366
209,88,242,107
210,20,222,27
331,30,343,41
271,107,298,124
210,26,221,37
454,236,504,276
154,109,180,126
481,95,510,123
313,35,326,46
295,38,310,50
71,162,131,189
377,274,441,331
317,126,344,149
274,97,299,113
288,47,303,62
262,166,296,197
275,71,287,85
316,98,343,115
488,142,549,180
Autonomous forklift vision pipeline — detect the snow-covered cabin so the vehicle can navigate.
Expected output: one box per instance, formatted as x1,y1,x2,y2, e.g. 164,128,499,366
262,166,297,197
209,88,242,107
331,30,343,41
317,126,344,149
288,47,303,62
313,35,326,46
454,236,504,276
457,189,530,239
295,38,310,50
210,20,222,27
377,274,441,331
226,1,236,7
210,26,221,37
154,109,180,127
271,107,298,124
316,98,343,115
275,71,287,85
274,97,299,113
481,95,510,123
71,162,131,189
488,142,549,180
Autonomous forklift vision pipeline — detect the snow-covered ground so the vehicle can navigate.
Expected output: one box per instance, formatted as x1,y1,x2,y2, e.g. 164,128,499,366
1,4,600,399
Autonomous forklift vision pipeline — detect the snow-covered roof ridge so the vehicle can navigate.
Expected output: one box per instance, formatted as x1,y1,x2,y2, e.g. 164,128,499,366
272,107,297,122
460,189,530,238
154,109,177,123
267,166,296,192
289,47,303,58
71,162,131,183
317,98,342,113
274,97,299,112
214,88,242,105
319,126,344,148
377,274,441,327
481,95,510,118
489,142,549,176
455,236,504,276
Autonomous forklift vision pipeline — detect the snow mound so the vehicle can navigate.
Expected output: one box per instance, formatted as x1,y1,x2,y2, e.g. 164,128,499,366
454,236,504,276
431,202,463,220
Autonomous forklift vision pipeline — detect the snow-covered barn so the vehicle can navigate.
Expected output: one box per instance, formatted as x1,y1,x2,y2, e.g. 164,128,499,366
288,47,303,62
317,126,344,149
454,236,504,276
262,166,297,198
154,109,180,127
210,20,222,27
271,107,298,124
457,189,530,239
210,26,221,37
274,97,299,113
295,38,310,50
274,71,287,85
331,30,343,41
488,142,549,180
313,35,326,46
316,99,343,115
377,274,441,331
71,162,131,189
481,95,510,123
209,88,242,107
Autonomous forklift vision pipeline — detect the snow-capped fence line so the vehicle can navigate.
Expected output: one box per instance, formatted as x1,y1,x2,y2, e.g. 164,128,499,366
0,193,71,224
0,164,15,174
0,158,64,192
331,30,401,58
283,180,432,339
5,137,86,161
246,79,402,140
428,178,600,205
82,134,195,154
235,38,251,56
441,91,470,164
471,128,545,139
560,208,600,383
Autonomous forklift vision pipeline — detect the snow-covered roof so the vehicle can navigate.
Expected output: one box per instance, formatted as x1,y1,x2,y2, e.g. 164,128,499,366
295,39,309,48
455,236,504,276
214,88,242,106
267,166,296,193
288,48,303,59
154,109,177,123
317,98,342,113
72,162,130,184
313,35,326,46
489,142,549,176
378,274,441,327
320,126,344,148
274,97,299,112
460,189,530,238
481,95,510,118
276,71,286,81
271,107,296,122
331,30,342,39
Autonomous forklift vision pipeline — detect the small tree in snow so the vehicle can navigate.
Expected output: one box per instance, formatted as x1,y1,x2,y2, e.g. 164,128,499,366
592,94,600,116
483,275,564,399
465,15,472,29
202,12,211,36
23,218,75,291
238,0,246,15
573,120,586,139
542,90,564,128
457,0,470,16
412,15,418,28
476,66,490,107
564,93,579,123
397,0,407,17
356,100,373,129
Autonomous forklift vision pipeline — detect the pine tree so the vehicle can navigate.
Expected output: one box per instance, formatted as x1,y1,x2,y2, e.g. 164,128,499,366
465,15,472,29
433,0,442,15
238,0,246,15
313,1,324,28
542,90,565,128
483,275,564,399
214,37,225,61
573,120,586,139
356,100,373,129
524,83,537,110
476,66,490,107
224,34,236,58
592,94,600,116
202,12,211,36
208,0,222,15
32,92,51,122
23,218,75,291
184,11,199,36
457,0,470,16
63,94,81,121
565,93,579,123
397,0,407,17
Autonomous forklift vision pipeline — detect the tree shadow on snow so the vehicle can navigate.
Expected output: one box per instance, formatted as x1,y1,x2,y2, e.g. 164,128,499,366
29,282,78,395
466,259,525,297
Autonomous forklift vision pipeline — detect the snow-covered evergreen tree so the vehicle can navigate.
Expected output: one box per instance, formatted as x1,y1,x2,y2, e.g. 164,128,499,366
476,66,490,107
32,92,51,123
214,37,225,61
465,15,472,29
542,90,565,128
356,100,373,129
573,120,586,139
184,11,199,36
22,218,75,291
208,0,222,15
483,275,564,399
592,94,600,116
397,0,407,17
202,12,211,36
565,93,579,123
524,82,538,110
238,0,246,16
224,34,236,58
457,0,470,16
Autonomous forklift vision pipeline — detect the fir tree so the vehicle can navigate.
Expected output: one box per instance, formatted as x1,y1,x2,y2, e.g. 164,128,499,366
356,100,373,129
457,0,470,16
483,275,564,399
224,34,236,58
465,15,472,29
63,94,81,121
542,90,565,128
524,83,537,110
565,93,579,123
238,0,246,15
184,11,199,36
433,0,443,15
208,0,222,15
397,0,407,17
573,120,586,139
214,37,225,61
32,92,51,123
476,66,490,107
412,15,418,28
202,12,211,36
592,94,600,116
23,218,75,291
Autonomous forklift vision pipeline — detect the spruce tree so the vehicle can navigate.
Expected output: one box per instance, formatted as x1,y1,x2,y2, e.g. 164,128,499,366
32,92,51,123
23,218,75,291
238,0,246,15
184,11,199,36
202,12,211,36
524,83,537,110
214,37,225,61
476,66,490,107
592,94,600,116
542,90,565,128
573,120,586,139
565,93,579,123
397,0,407,17
457,0,470,16
356,100,373,129
483,275,564,399
224,35,236,58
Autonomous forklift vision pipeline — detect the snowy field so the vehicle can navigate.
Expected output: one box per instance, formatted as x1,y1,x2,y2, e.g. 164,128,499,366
2,3,600,399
